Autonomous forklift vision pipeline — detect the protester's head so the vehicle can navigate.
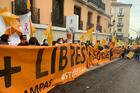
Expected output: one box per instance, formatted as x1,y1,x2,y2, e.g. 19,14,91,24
109,38,112,42
0,34,9,42
64,39,67,43
29,37,40,46
42,39,48,46
57,38,64,44
20,35,27,44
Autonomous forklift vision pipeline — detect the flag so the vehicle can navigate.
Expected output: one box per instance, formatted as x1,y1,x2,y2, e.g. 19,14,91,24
124,42,128,49
94,41,99,49
17,0,23,9
112,36,116,42
101,39,106,47
115,40,119,47
80,32,85,43
86,27,94,42
20,12,31,35
23,0,31,10
0,8,7,14
132,41,137,49
30,19,36,37
44,23,53,46
5,26,22,36
0,8,19,26
27,0,31,10
118,40,123,46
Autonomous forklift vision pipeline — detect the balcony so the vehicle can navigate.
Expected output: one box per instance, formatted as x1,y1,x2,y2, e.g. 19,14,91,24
79,20,83,30
88,0,98,6
98,2,105,11
118,13,124,17
117,22,123,27
116,32,123,39
86,22,94,30
88,0,105,11
96,24,102,32
31,7,40,24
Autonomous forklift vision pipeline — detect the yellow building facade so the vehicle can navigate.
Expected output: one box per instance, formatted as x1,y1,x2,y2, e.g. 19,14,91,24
0,0,111,33
0,0,112,43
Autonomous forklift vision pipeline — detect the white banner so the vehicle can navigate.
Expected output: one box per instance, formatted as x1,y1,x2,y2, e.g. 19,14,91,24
0,16,7,35
66,15,79,43
20,12,31,35
66,15,79,33
8,32,20,45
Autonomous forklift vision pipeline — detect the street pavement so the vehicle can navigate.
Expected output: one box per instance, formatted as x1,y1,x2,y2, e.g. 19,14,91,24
49,59,140,93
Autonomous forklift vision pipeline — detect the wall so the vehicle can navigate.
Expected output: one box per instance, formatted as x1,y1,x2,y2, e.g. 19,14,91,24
33,24,110,45
0,0,11,12
35,0,52,24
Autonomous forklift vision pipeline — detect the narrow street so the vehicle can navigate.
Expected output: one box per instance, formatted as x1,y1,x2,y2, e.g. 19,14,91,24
49,59,140,93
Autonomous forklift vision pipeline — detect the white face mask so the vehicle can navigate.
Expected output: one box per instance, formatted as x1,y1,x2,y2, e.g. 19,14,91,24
44,41,48,44
59,41,63,44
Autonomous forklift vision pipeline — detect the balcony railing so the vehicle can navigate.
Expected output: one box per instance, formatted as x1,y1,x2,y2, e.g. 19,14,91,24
100,2,105,11
86,22,94,30
31,7,40,24
118,13,124,17
88,0,98,6
96,25,102,32
116,33,123,39
117,23,123,27
88,0,105,11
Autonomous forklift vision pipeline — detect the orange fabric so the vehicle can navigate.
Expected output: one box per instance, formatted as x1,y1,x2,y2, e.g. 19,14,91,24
0,44,87,93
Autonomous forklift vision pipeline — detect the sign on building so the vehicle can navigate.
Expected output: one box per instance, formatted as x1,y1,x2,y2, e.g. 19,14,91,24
66,15,79,43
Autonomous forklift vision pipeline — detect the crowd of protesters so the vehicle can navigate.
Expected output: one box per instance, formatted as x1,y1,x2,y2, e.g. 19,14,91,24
1,34,140,61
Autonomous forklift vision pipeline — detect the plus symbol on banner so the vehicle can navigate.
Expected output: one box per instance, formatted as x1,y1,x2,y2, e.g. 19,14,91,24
25,23,28,31
0,56,21,88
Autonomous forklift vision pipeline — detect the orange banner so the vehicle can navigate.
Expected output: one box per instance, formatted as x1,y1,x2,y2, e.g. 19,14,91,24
87,45,122,67
0,44,87,93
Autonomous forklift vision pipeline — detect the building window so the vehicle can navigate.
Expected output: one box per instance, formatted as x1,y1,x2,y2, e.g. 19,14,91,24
30,0,40,24
14,0,29,15
97,15,101,25
119,8,123,14
52,0,64,27
74,6,83,30
87,12,92,23
118,29,122,32
11,1,15,14
96,15,102,32
118,18,122,23
11,0,40,24
87,11,93,29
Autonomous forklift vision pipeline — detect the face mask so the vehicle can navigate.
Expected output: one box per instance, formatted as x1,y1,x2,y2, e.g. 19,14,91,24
44,41,48,44
59,41,63,44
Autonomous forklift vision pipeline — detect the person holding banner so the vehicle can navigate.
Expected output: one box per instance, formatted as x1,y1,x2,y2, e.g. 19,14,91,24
41,39,48,46
29,37,40,46
18,35,28,46
134,47,140,61
55,38,64,45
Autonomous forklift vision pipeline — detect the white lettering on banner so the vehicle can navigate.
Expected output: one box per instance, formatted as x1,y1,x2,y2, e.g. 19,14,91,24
61,67,86,80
